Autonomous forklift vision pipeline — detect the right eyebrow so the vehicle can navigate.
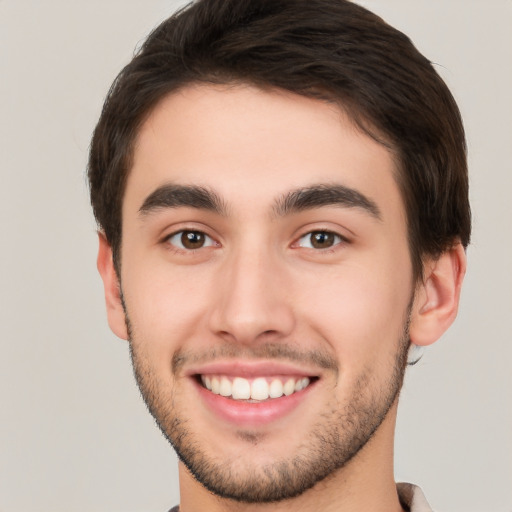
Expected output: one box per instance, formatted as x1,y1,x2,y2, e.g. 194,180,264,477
138,184,227,217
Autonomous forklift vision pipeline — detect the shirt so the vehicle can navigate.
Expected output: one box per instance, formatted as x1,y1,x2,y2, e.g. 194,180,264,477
397,483,434,512
168,482,434,512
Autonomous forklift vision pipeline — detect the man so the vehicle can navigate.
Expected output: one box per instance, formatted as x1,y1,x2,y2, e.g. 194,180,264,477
88,0,470,510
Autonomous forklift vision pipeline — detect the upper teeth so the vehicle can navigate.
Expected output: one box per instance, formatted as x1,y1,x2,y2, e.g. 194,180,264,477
201,375,311,401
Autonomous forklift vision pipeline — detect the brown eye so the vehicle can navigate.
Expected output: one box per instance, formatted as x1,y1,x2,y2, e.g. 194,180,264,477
297,231,343,249
167,230,215,250
182,231,204,249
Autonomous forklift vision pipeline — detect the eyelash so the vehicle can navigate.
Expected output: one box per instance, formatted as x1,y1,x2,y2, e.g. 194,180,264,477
163,228,349,254
294,229,349,252
163,229,218,253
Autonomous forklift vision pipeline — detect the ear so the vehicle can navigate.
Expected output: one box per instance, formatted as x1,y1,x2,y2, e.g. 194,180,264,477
409,242,467,347
96,232,129,340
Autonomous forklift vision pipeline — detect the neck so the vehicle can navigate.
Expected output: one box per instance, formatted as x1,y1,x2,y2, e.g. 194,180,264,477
177,402,404,512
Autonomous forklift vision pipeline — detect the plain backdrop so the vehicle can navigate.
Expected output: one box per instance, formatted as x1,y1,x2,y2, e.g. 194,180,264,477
0,1,511,511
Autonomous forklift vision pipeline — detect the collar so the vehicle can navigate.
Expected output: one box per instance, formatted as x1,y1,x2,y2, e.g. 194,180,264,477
397,483,434,512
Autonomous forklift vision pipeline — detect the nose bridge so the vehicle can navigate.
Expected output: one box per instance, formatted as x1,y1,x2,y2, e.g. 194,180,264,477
209,237,294,343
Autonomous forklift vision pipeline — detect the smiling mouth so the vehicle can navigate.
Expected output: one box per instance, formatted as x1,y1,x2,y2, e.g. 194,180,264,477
198,375,315,401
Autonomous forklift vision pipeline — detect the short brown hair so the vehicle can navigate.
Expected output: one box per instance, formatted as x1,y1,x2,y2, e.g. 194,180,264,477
88,0,471,278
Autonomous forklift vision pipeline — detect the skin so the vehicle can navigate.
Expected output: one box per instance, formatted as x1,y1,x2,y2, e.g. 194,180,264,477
97,84,466,512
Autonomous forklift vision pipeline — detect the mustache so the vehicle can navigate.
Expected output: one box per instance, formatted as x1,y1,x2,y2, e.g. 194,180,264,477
171,343,339,375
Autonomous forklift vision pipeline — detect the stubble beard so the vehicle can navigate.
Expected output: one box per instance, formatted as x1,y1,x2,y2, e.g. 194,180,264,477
126,315,410,504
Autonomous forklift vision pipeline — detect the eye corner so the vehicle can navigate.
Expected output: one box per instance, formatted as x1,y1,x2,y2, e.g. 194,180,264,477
164,229,219,252
295,229,348,251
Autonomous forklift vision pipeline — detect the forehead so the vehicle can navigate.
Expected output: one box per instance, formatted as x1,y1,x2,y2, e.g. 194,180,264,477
125,84,404,223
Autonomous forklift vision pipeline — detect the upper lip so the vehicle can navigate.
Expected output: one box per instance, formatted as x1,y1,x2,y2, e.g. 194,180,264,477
185,360,320,378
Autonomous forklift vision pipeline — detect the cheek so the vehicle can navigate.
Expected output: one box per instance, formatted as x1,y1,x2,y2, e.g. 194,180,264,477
295,257,412,362
122,259,213,357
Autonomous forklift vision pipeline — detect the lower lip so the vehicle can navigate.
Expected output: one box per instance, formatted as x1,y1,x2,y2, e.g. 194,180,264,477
194,379,315,427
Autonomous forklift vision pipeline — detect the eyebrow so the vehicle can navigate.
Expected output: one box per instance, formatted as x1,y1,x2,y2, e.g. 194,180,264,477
273,184,381,220
138,182,381,221
139,184,227,216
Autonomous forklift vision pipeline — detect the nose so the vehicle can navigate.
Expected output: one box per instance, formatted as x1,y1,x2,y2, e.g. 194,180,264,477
208,245,295,345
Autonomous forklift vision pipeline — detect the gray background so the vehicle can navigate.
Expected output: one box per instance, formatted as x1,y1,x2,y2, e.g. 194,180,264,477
0,1,510,510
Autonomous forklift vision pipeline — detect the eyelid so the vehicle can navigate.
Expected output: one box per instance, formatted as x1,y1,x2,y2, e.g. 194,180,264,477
163,228,219,250
294,228,350,250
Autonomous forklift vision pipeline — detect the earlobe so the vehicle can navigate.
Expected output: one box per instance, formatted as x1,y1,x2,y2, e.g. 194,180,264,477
409,243,466,347
96,232,129,340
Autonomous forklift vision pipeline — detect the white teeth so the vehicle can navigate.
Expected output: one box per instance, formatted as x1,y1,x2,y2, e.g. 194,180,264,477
251,378,269,400
283,378,295,396
269,379,284,398
202,375,212,390
295,377,310,391
232,377,251,399
201,375,312,400
219,377,232,397
211,377,220,394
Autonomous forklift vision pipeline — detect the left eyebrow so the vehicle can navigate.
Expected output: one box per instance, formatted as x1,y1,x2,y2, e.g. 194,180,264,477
138,184,227,217
273,184,382,220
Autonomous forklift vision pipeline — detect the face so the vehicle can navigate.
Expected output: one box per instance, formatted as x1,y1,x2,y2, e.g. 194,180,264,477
115,84,415,502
